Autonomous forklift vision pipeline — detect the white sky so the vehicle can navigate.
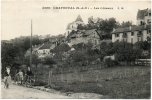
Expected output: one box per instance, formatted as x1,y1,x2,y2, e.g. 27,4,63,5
1,0,151,40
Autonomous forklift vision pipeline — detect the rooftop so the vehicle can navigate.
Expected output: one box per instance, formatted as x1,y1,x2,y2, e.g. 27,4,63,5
39,43,53,50
66,15,83,30
112,25,151,34
69,29,98,38
137,8,151,19
51,43,71,53
75,15,83,22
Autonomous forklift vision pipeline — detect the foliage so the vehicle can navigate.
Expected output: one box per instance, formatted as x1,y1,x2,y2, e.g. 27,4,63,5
1,43,19,67
77,17,119,40
112,42,143,63
1,42,20,78
119,21,133,28
104,58,115,67
100,41,144,65
42,56,56,68
70,51,87,62
100,42,115,60
24,54,40,66
134,41,151,51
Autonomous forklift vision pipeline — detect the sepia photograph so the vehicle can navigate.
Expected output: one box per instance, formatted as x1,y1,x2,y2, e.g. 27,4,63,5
1,0,151,99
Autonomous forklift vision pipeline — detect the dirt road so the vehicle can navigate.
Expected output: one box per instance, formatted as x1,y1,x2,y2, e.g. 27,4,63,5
1,83,70,99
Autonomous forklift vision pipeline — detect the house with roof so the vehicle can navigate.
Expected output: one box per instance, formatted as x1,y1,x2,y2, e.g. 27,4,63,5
66,15,85,37
137,8,151,25
68,29,101,46
112,25,151,44
37,42,56,58
112,8,151,44
25,44,43,57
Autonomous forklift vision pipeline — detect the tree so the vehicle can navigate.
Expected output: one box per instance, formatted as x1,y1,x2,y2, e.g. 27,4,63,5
113,42,142,65
134,41,151,51
97,18,119,39
70,51,86,63
134,41,151,59
24,53,41,73
42,56,56,68
120,21,133,28
1,42,20,78
77,24,85,30
100,42,115,60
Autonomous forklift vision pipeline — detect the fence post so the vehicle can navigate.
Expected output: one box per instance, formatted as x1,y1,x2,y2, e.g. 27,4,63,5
48,70,53,86
48,71,50,86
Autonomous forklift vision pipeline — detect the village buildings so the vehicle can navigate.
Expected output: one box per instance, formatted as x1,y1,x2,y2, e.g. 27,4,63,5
66,15,85,37
68,29,101,46
112,8,151,44
137,8,151,25
36,43,56,58
25,8,151,59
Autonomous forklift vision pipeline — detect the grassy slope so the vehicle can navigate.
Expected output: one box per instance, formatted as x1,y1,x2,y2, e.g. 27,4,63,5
51,66,151,99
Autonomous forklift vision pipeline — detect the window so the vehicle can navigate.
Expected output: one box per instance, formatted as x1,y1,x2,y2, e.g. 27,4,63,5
123,33,127,38
131,32,134,36
137,31,142,36
116,33,119,37
140,21,143,25
148,30,151,34
149,13,151,16
147,19,151,24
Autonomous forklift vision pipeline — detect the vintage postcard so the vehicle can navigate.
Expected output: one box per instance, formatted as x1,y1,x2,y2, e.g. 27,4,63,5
1,0,151,99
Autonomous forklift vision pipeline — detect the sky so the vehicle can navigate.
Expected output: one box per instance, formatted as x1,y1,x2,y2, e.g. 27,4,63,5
1,0,151,40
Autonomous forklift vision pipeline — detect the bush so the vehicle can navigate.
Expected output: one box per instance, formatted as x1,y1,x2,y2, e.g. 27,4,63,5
104,58,115,67
33,81,47,86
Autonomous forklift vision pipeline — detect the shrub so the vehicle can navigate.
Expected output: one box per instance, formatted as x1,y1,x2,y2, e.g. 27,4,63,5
104,58,115,67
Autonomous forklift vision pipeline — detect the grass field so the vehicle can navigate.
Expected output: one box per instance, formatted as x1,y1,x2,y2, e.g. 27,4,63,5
49,66,151,99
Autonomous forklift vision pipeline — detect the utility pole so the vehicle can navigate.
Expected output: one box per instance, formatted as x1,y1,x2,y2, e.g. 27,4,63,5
30,20,33,68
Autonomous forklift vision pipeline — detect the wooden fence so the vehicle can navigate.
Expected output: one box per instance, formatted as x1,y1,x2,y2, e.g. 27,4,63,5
47,65,150,87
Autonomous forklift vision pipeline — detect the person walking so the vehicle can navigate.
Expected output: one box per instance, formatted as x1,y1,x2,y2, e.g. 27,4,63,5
18,69,24,85
4,66,11,89
25,67,34,85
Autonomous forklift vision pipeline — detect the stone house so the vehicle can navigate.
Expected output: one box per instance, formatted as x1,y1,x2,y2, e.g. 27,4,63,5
37,43,56,58
69,29,101,46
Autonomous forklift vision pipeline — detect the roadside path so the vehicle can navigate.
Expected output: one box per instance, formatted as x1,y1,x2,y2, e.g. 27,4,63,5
1,82,70,99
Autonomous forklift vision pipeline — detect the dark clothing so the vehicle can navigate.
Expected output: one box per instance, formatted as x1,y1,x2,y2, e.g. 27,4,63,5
4,71,9,77
26,70,33,76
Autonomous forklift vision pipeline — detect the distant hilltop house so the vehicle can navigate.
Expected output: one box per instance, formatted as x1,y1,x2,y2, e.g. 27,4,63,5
112,8,151,44
66,15,85,37
25,42,57,59
68,29,101,47
25,44,42,57
49,35,66,45
137,8,151,25
37,42,56,58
